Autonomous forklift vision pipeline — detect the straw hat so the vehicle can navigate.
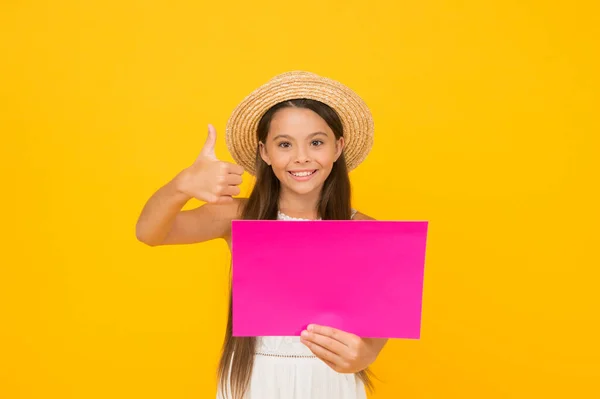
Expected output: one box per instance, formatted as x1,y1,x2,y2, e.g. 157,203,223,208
225,71,374,175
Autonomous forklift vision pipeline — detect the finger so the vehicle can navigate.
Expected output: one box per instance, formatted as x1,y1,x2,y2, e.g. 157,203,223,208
218,161,244,176
219,185,241,197
307,324,357,347
301,337,345,368
301,330,349,358
225,162,244,176
204,193,234,205
310,352,338,372
215,195,234,204
322,359,338,372
200,124,217,160
223,174,243,186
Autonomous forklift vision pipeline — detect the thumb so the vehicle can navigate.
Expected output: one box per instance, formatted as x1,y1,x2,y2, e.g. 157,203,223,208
199,124,218,160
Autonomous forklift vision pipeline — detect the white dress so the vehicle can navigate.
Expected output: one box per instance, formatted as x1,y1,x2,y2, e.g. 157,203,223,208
217,210,366,399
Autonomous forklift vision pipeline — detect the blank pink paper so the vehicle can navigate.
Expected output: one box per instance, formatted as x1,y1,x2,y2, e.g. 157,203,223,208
231,220,428,339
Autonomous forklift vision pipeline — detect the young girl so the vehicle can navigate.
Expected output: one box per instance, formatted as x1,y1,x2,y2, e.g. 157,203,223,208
136,71,388,399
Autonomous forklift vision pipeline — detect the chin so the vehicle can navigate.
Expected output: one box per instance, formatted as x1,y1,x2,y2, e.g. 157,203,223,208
288,185,322,196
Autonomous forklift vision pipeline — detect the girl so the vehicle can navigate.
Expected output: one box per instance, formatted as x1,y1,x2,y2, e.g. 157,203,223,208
136,71,388,399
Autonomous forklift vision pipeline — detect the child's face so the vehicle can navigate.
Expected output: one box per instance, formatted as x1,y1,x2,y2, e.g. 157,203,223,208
259,107,344,196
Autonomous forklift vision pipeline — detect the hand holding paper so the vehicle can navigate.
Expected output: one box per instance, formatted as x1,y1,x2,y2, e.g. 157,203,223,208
300,324,387,373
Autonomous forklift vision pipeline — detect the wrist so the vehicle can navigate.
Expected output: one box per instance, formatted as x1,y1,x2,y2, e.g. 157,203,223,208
171,171,193,202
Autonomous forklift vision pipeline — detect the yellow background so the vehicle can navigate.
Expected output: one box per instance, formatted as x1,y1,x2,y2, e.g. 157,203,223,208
1,1,598,398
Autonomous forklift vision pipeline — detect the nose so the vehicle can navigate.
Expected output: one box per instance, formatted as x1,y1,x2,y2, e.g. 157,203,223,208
294,145,311,164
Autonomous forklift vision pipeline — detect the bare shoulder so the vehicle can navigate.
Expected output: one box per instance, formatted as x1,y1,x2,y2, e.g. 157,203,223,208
352,210,376,221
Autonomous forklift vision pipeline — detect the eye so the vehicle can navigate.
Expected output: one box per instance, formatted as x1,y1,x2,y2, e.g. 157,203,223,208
311,140,324,146
278,141,291,148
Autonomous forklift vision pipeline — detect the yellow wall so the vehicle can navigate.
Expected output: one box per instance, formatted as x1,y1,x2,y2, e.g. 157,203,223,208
1,1,598,398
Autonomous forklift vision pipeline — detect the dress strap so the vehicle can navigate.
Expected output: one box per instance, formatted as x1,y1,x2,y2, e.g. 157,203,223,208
351,208,358,219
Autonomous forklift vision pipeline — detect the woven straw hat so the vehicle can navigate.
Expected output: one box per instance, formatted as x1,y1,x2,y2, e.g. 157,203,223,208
225,71,374,175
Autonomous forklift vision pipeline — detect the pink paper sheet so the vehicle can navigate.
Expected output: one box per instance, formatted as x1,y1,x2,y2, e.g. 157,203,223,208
231,220,428,339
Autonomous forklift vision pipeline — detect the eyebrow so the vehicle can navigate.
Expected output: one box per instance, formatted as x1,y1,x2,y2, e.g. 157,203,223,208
272,131,328,141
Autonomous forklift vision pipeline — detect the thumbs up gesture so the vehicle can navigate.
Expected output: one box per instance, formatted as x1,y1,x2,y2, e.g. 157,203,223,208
176,124,245,204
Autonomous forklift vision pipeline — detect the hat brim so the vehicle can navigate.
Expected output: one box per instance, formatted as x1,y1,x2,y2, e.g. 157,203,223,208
225,71,374,176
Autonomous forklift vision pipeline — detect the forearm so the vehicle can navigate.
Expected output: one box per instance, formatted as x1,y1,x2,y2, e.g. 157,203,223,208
364,338,388,359
135,174,191,246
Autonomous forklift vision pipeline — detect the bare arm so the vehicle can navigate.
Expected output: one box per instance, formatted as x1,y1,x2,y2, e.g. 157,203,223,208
135,174,191,246
135,174,244,246
135,124,245,246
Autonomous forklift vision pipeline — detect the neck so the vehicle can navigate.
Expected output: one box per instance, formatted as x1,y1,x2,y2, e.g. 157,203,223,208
278,186,322,220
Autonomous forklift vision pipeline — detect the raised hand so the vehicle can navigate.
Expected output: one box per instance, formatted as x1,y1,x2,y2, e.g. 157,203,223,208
176,124,245,204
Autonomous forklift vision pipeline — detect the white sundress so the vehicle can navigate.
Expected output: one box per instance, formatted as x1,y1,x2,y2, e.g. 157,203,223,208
217,209,366,399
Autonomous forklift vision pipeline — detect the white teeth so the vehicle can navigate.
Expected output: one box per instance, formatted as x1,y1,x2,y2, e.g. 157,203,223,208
291,171,314,177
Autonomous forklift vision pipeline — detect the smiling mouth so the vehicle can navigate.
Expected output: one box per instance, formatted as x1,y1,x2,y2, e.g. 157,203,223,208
289,170,317,177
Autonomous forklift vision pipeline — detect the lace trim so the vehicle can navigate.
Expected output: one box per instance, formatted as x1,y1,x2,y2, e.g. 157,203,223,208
277,211,321,221
255,351,316,358
277,209,357,221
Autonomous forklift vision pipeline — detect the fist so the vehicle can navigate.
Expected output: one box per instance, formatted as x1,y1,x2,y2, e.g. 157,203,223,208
176,124,244,204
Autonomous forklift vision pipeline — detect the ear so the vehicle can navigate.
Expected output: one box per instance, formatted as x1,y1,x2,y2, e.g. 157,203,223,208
334,136,345,161
259,141,271,165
